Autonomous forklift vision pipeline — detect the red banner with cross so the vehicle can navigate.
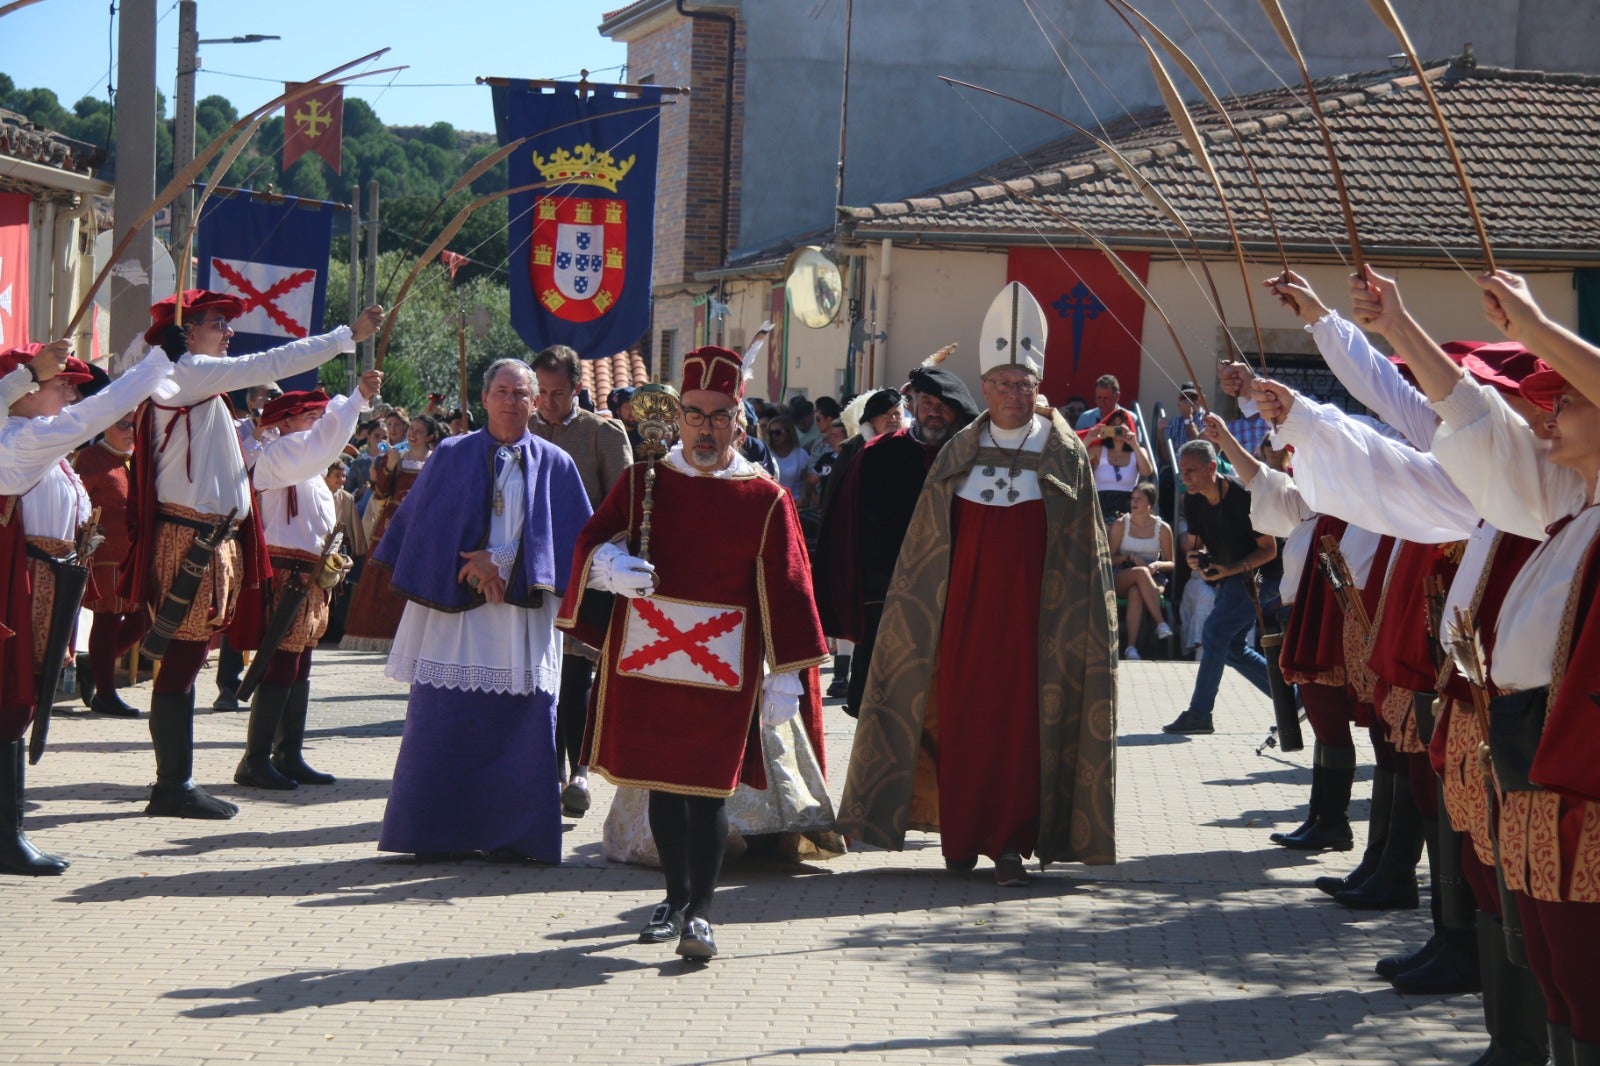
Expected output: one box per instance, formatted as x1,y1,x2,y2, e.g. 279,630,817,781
0,192,30,348
1006,246,1149,406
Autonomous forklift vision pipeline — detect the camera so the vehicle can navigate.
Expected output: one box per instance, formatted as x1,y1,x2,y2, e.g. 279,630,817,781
1194,549,1212,571
1113,425,1126,438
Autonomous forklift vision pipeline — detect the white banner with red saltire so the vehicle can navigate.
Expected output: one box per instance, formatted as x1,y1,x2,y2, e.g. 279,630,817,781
196,188,335,391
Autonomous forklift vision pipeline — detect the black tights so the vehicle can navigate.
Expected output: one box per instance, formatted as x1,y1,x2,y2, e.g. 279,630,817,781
648,790,728,921
555,656,593,778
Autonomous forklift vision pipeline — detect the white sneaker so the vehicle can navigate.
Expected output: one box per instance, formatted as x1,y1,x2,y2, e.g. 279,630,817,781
1122,646,1141,660
1154,622,1173,640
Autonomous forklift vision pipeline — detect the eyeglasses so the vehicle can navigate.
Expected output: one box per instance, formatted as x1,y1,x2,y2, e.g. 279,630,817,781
681,406,736,429
989,378,1039,395
190,317,233,331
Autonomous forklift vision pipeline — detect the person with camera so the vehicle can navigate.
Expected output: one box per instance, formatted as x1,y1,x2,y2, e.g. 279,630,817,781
1085,410,1154,521
232,372,381,790
1163,438,1277,735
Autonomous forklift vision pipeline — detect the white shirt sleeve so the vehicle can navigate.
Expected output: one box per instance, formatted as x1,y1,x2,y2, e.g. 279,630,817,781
167,326,355,405
1309,311,1440,448
0,348,176,494
0,366,38,407
1246,465,1313,539
1271,388,1478,543
251,392,368,491
1430,376,1586,540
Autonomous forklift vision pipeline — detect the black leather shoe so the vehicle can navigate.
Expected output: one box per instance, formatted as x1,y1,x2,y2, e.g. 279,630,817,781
1390,930,1480,995
1376,935,1439,980
639,901,685,943
211,690,242,713
561,780,590,817
89,692,140,718
234,754,297,790
77,654,95,707
1270,815,1317,846
1280,818,1354,851
944,856,978,874
145,783,238,819
676,916,717,960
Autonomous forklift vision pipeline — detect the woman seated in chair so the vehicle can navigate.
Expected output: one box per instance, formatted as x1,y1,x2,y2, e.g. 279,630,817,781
1108,481,1174,660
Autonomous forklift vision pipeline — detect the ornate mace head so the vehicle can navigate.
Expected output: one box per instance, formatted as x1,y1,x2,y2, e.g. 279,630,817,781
630,382,680,462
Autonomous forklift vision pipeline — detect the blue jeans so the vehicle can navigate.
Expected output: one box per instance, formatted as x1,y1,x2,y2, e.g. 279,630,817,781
1185,574,1271,718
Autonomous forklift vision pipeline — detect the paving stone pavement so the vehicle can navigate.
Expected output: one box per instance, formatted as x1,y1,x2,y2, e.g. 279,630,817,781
3,650,1487,1065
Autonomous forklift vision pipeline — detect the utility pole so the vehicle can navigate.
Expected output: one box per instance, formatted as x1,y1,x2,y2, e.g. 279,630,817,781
169,0,197,258
347,183,360,395
111,0,157,360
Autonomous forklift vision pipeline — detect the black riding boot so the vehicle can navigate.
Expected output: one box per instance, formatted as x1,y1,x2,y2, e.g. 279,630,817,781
145,690,238,819
1389,819,1479,993
1464,912,1548,1065
234,684,297,790
1317,765,1393,896
1283,744,1355,851
826,654,850,699
273,679,334,785
1270,761,1319,845
1334,766,1422,909
0,739,68,875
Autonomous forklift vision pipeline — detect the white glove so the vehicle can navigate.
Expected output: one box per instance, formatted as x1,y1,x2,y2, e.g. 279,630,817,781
586,541,656,598
760,671,803,726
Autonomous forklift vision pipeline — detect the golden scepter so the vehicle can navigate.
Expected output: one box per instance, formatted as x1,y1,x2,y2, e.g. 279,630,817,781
628,382,679,571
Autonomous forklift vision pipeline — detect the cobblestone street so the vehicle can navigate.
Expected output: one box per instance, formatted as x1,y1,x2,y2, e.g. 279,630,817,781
3,651,1483,1064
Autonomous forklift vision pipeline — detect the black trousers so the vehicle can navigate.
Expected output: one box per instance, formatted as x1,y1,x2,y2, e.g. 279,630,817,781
556,655,594,778
844,603,884,719
216,637,243,695
648,790,728,921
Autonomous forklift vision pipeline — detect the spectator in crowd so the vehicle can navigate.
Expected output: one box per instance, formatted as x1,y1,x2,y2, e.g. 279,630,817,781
1074,374,1134,433
765,414,809,499
341,415,443,651
383,408,411,455
1085,409,1155,520
809,396,843,461
1107,481,1174,659
801,420,849,510
787,395,819,450
346,419,385,504
608,386,643,452
1157,382,1202,461
1059,395,1088,426
323,458,367,644
1163,439,1277,734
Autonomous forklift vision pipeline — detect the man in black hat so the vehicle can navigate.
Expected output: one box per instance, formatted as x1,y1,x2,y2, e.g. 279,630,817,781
814,364,979,717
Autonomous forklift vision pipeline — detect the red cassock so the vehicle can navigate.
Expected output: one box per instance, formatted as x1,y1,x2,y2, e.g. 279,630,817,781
558,461,829,797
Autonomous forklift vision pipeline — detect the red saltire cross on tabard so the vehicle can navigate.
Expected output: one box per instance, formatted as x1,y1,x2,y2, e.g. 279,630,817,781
618,598,743,688
211,259,316,337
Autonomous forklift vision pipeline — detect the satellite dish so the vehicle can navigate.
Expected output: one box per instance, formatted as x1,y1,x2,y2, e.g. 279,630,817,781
784,246,843,329
93,230,177,313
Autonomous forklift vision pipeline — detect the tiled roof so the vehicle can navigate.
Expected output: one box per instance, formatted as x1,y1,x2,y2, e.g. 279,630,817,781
841,61,1600,260
580,349,650,412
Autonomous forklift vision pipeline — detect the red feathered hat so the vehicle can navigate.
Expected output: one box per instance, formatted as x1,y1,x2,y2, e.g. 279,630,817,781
679,345,744,400
144,289,246,344
260,389,332,428
0,343,95,387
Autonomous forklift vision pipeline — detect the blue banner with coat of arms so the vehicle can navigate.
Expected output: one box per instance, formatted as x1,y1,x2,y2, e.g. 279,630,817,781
491,80,662,360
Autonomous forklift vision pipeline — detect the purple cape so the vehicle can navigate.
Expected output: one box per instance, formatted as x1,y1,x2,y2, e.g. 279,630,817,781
370,428,591,612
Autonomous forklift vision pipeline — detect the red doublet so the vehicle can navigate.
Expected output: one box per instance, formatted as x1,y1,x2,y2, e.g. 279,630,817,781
0,496,34,740
559,461,828,797
73,442,135,613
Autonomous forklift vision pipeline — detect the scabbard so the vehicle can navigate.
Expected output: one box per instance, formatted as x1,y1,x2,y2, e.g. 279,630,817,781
235,573,312,703
140,509,237,663
1259,629,1304,753
27,557,91,764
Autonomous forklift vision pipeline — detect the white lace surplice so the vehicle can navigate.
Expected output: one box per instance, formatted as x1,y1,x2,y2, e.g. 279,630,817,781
385,447,563,697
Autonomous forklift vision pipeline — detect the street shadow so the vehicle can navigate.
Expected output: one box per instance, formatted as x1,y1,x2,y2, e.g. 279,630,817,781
312,692,408,705
306,719,405,739
166,944,659,1017
136,821,386,857
207,776,394,808
1115,732,1195,747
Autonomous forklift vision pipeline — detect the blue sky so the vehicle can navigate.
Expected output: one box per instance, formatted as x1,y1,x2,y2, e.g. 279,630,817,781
2,0,631,132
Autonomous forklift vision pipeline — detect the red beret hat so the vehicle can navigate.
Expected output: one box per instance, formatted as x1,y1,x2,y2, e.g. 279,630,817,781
260,389,332,428
1440,340,1547,395
0,343,95,387
1519,368,1570,412
144,289,246,344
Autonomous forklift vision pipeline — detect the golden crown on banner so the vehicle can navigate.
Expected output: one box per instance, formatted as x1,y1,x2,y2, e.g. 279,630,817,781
530,144,637,192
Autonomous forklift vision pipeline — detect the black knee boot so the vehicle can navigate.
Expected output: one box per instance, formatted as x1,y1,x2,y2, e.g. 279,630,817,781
146,690,238,819
1334,766,1422,909
1389,819,1479,993
1283,744,1355,851
826,654,850,699
1464,912,1548,1065
0,739,68,875
273,679,334,785
1317,765,1393,896
234,684,297,789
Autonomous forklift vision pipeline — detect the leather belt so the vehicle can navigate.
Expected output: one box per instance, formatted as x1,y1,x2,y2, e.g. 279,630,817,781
159,512,238,541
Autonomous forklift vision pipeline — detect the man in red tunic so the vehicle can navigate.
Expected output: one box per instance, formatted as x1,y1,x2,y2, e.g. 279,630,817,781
74,407,144,717
558,345,829,961
837,344,1117,886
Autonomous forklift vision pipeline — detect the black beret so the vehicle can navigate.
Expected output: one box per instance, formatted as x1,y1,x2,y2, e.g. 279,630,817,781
906,365,980,423
861,388,904,422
